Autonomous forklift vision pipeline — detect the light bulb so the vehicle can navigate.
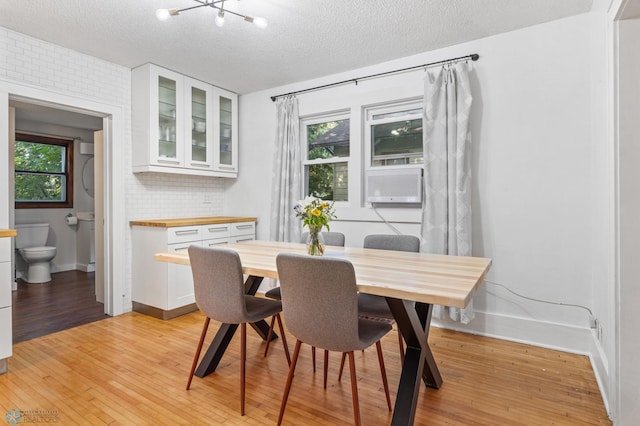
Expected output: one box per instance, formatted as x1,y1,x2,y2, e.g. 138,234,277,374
156,8,179,21
156,9,171,21
253,17,268,28
215,10,225,27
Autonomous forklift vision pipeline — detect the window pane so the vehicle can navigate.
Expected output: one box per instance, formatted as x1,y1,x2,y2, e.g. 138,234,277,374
307,119,350,160
371,108,422,120
15,141,65,173
307,162,348,202
15,173,65,202
371,118,423,166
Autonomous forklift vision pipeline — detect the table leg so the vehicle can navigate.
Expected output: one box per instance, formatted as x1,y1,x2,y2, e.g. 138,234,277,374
194,275,276,378
386,298,442,425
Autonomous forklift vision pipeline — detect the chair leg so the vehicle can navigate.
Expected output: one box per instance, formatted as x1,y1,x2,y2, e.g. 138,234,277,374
338,352,347,382
376,341,392,411
186,317,210,390
264,315,277,358
323,350,329,389
240,322,246,416
277,339,302,426
312,346,316,372
398,328,405,367
275,313,291,365
347,351,361,426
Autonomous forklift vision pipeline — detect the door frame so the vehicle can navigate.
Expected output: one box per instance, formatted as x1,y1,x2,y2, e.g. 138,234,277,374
0,80,126,316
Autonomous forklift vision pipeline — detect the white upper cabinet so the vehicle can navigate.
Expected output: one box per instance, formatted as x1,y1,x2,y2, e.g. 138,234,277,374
185,77,214,171
214,87,238,174
132,64,238,177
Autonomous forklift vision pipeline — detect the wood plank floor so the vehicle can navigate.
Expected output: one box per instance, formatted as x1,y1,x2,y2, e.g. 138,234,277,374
0,310,611,425
12,270,109,343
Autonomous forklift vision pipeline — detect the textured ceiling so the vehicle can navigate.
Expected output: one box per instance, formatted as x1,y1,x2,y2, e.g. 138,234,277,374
0,0,593,95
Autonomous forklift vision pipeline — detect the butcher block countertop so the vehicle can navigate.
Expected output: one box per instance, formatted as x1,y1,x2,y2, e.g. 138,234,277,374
130,216,257,228
0,229,17,238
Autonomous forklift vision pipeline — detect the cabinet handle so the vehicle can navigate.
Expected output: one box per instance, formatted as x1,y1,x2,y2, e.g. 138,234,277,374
190,163,211,168
218,165,235,170
208,227,229,232
175,229,199,236
208,241,228,246
235,225,254,230
235,237,254,242
173,246,190,252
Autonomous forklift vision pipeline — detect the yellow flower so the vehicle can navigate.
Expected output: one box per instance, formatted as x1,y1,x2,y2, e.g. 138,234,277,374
312,209,322,216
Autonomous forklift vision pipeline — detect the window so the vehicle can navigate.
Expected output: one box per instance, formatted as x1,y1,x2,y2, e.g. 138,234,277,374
302,115,349,201
15,133,74,209
366,102,423,167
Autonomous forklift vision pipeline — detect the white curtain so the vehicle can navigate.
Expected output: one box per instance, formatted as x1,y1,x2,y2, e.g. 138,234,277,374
270,95,302,243
421,62,474,323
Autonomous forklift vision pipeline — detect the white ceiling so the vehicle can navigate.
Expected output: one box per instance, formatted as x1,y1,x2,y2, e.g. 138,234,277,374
0,0,594,95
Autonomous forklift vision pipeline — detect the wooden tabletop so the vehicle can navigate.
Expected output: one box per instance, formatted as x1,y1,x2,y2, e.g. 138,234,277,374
0,229,17,238
155,240,492,308
130,216,257,228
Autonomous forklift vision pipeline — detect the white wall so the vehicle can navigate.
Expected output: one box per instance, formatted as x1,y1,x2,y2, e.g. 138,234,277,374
615,10,640,425
230,12,611,366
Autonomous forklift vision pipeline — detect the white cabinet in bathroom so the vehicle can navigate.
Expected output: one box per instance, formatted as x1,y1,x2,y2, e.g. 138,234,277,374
130,217,256,319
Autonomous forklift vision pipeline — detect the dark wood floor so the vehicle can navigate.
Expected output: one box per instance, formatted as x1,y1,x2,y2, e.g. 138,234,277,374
12,270,109,343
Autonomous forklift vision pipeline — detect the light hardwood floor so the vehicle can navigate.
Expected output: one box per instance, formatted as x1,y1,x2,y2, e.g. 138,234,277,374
0,311,611,425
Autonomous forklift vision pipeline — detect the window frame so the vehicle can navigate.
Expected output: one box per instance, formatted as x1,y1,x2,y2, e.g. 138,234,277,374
301,111,351,203
364,99,424,169
14,132,74,209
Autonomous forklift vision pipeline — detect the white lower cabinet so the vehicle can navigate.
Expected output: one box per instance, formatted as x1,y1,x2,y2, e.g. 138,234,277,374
131,220,255,319
1,238,13,373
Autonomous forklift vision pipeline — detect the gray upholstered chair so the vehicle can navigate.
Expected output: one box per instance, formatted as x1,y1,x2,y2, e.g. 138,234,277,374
186,245,290,416
275,253,392,426
356,234,421,367
264,231,345,371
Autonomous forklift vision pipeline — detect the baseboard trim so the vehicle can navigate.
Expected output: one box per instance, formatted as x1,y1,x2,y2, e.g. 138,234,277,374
132,301,198,320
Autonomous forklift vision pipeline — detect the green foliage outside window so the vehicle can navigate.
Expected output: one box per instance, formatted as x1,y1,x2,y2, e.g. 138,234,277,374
306,120,349,201
15,140,67,203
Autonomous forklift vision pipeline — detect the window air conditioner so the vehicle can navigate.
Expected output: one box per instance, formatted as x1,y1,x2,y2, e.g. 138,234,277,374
365,167,423,203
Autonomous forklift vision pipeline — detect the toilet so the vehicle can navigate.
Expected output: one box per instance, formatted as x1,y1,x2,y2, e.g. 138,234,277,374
15,223,57,283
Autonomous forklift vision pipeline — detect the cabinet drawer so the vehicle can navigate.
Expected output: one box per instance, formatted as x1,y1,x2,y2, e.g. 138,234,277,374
0,239,10,262
203,238,230,248
167,226,202,244
202,223,231,240
230,221,255,236
168,241,201,253
230,235,255,244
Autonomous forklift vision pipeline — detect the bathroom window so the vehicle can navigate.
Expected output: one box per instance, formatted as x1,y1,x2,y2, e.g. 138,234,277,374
14,133,74,209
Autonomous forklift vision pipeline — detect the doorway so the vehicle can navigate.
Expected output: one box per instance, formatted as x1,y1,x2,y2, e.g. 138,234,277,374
1,81,127,319
10,100,107,340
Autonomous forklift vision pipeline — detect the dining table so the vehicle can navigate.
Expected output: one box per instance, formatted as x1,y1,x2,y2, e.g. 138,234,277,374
155,239,492,425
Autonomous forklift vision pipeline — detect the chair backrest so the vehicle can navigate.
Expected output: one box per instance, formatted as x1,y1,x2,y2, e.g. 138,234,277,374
276,253,360,352
300,231,345,247
363,234,420,253
188,245,249,324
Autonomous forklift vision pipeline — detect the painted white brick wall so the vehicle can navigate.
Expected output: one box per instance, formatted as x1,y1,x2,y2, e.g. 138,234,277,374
1,26,227,310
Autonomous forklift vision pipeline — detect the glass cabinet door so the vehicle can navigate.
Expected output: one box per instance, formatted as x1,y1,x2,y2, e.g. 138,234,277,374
191,86,207,163
184,77,213,169
214,88,238,173
219,96,233,167
158,76,178,160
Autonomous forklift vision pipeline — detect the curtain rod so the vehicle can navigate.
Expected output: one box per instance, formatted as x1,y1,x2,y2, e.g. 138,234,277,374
270,53,479,102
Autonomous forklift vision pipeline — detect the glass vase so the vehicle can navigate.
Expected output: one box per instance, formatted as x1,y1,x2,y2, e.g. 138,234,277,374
306,226,325,256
